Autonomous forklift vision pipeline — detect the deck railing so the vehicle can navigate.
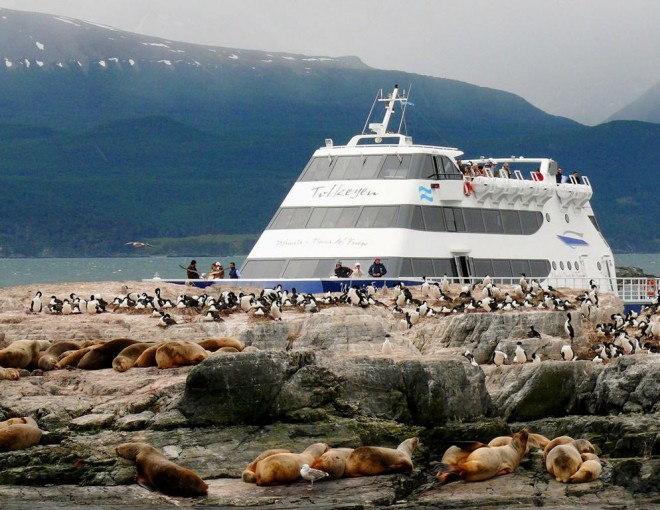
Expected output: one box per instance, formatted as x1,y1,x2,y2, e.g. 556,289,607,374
424,276,658,303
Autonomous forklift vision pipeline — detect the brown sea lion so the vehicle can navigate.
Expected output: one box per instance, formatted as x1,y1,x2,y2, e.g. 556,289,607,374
242,448,292,483
311,448,354,479
112,343,155,372
241,345,260,353
344,437,419,477
58,346,96,368
546,443,583,483
438,429,528,483
254,442,329,486
0,340,51,369
155,341,208,369
198,337,244,352
569,453,602,483
0,367,21,380
543,435,574,459
134,344,160,367
77,338,141,370
570,438,596,455
0,416,43,452
116,442,208,497
0,417,28,428
489,432,550,453
37,341,82,371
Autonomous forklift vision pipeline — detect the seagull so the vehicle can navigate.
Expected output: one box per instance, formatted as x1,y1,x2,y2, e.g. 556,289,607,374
125,242,153,247
300,463,329,489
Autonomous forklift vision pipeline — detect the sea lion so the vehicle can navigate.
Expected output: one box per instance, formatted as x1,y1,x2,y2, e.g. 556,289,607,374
543,435,574,459
116,442,208,497
570,438,596,455
242,448,291,483
0,417,28,428
569,453,602,483
198,337,244,352
438,429,528,483
134,344,160,368
311,448,354,479
254,442,329,486
112,343,155,372
0,340,51,369
0,416,43,452
155,341,208,369
37,341,82,371
241,345,260,353
0,367,21,380
78,338,141,370
546,443,583,483
58,346,97,368
344,437,419,477
489,432,550,453
216,346,239,353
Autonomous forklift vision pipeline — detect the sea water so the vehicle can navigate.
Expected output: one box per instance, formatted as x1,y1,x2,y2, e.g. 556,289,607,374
0,254,656,288
0,256,246,287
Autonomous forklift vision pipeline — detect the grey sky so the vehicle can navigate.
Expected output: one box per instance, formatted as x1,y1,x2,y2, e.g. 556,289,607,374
1,0,658,124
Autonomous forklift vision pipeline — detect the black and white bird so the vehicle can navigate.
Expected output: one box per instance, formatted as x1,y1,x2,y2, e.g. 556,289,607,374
531,353,542,363
513,341,527,364
30,291,43,313
564,313,575,340
560,344,577,361
493,350,508,366
527,325,541,338
463,350,479,367
300,463,329,490
158,313,177,327
381,338,393,355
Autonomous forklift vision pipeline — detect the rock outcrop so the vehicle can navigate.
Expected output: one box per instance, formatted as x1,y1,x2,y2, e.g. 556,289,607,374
0,280,658,508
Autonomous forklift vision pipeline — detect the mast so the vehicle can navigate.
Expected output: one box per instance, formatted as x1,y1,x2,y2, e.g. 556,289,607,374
368,84,407,136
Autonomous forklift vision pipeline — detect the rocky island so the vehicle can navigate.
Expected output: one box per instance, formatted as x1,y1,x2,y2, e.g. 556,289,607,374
0,279,659,509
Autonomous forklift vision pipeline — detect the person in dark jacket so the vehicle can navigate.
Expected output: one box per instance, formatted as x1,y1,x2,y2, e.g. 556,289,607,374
228,262,241,279
368,258,387,278
334,261,353,278
186,260,199,279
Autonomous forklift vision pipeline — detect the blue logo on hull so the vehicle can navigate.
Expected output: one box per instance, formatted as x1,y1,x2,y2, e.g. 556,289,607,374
418,186,433,203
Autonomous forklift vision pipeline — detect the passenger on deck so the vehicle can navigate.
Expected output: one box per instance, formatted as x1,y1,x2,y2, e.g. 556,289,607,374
352,262,364,278
556,167,564,184
228,262,241,279
571,171,583,184
533,167,544,180
186,260,199,279
368,258,387,278
473,163,485,176
209,262,225,279
500,162,511,178
334,261,353,278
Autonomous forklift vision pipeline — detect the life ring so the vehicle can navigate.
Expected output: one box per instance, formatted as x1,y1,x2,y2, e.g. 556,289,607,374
647,279,657,297
463,180,473,196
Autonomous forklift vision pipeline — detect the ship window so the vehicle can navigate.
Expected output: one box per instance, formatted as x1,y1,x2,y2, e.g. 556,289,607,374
492,259,513,277
379,155,411,179
567,261,572,270
410,206,424,230
440,156,461,175
328,156,354,180
270,208,311,229
520,211,542,234
283,259,320,278
473,259,493,277
575,261,579,270
545,213,550,222
359,155,383,179
306,207,360,228
400,258,413,277
565,214,570,223
530,260,551,276
444,208,457,232
422,207,446,231
412,258,435,277
422,156,438,178
502,210,522,234
464,208,485,233
560,261,565,270
241,259,286,278
552,261,557,270
355,206,399,228
511,260,531,276
597,261,602,270
483,210,504,233
433,259,455,277
301,157,334,181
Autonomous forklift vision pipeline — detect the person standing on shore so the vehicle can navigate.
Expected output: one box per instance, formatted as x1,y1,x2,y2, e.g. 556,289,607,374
228,262,241,279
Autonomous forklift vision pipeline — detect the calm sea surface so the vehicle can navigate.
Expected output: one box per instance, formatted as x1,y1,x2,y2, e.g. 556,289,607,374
0,254,657,288
0,256,246,288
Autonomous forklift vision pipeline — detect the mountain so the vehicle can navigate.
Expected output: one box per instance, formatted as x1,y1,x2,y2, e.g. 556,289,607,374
0,7,658,256
608,80,660,124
